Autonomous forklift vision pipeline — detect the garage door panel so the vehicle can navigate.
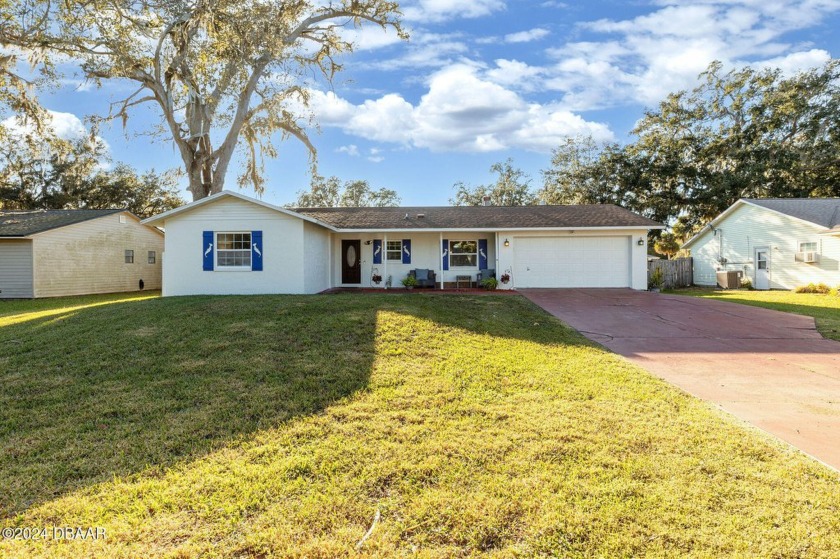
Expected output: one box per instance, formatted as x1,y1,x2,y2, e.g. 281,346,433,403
514,236,630,288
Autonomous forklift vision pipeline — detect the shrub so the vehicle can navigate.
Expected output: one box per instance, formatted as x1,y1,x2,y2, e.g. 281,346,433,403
401,275,418,288
740,277,754,290
794,283,831,294
648,267,664,290
481,277,498,290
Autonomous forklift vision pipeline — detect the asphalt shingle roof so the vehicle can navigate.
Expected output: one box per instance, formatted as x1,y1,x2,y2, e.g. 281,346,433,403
0,209,123,237
295,204,662,230
746,198,840,229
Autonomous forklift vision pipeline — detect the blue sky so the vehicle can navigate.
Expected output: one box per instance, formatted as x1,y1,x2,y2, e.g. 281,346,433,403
30,0,840,206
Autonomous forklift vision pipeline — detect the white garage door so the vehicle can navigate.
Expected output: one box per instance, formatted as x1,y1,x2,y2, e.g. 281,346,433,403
514,236,631,288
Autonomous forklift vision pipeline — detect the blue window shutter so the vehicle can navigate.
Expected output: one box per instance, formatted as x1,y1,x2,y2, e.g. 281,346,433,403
373,239,382,264
251,230,263,271
203,231,214,271
478,239,488,270
442,239,449,271
402,239,412,264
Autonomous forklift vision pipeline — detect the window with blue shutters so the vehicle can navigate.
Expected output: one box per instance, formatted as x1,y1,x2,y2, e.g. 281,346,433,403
206,231,263,271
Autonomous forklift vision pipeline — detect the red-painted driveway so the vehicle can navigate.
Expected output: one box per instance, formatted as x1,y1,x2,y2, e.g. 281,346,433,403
522,288,840,471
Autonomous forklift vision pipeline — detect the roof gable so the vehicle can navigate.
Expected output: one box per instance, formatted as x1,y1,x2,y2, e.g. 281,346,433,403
0,209,124,237
140,191,326,228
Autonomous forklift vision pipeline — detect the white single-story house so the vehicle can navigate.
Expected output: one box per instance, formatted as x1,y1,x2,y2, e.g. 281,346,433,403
0,209,164,298
141,191,663,296
683,198,840,290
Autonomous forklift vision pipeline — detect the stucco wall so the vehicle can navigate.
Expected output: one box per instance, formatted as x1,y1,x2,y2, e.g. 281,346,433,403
0,239,34,298
303,221,331,294
689,203,840,289
161,196,307,296
31,212,163,298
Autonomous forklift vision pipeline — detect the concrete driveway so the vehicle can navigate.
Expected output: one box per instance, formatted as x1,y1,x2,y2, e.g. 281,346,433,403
521,288,840,471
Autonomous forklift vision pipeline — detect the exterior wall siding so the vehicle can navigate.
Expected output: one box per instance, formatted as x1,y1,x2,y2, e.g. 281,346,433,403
0,239,34,298
161,196,307,296
496,229,650,290
31,212,163,298
689,203,840,289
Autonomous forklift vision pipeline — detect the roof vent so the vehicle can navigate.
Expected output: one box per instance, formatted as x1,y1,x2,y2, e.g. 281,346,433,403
482,196,491,206
416,213,425,219
404,213,409,220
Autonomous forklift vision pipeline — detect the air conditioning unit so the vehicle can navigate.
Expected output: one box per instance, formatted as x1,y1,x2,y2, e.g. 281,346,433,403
795,252,819,263
716,270,743,289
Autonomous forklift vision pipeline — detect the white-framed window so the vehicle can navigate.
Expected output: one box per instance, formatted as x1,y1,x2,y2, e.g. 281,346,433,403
799,241,818,253
125,250,134,264
449,240,478,267
148,251,156,264
216,232,252,268
386,240,403,262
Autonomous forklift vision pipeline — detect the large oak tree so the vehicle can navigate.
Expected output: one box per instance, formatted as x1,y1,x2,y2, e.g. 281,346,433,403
2,0,404,201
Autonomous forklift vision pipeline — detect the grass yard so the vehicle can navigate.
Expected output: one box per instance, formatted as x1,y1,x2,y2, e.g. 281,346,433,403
672,287,840,342
1,292,839,558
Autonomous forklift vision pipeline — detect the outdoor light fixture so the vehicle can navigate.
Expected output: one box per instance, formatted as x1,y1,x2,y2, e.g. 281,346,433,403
637,238,645,246
504,238,510,247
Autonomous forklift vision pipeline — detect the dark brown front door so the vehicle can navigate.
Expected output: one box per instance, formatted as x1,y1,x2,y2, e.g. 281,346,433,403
342,240,362,284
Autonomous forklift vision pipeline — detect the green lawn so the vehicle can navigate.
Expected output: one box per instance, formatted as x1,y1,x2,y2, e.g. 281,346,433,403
671,287,840,342
1,292,839,558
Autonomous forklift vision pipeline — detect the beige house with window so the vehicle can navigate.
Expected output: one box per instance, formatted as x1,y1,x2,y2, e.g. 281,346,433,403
142,191,663,296
683,198,840,290
0,209,164,298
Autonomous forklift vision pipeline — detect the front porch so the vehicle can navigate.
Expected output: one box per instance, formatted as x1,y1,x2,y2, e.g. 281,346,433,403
331,232,502,290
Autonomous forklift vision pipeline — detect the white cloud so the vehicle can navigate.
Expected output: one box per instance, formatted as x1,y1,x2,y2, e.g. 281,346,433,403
2,110,88,140
402,0,506,22
485,59,544,91
309,64,613,154
540,0,840,109
340,26,405,51
337,144,360,156
361,31,470,71
504,28,550,43
753,48,833,74
368,148,385,163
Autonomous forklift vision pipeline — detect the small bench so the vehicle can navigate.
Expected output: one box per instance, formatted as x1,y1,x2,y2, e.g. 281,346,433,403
455,274,472,289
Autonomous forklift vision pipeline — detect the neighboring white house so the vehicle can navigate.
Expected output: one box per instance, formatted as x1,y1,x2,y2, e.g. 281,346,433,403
683,198,840,290
141,191,663,296
0,209,164,298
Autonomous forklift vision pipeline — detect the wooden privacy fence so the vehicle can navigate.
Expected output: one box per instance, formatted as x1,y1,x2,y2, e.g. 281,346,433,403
648,257,693,289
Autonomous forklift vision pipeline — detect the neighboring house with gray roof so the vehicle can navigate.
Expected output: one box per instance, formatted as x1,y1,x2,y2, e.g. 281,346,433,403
0,209,164,298
142,191,663,296
683,198,840,290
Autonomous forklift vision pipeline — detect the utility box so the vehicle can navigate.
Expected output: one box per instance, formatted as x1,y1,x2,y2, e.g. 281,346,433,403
716,270,743,289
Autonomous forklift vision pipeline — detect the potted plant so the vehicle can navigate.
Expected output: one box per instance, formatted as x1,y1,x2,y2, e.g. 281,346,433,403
500,272,510,285
401,275,418,290
371,273,382,285
648,267,664,293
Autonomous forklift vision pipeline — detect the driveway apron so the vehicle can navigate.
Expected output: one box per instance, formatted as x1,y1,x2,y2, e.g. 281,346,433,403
522,288,840,471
